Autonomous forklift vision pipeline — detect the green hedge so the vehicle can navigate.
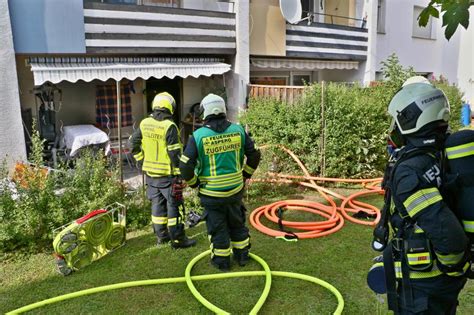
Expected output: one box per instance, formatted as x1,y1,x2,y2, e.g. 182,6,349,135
241,80,464,179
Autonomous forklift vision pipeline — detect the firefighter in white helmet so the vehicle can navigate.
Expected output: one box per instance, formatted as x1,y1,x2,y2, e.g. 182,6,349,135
377,78,469,314
179,93,261,271
131,92,196,249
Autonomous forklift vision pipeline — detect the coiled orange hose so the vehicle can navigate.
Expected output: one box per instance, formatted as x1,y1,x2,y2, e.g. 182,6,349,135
249,145,384,239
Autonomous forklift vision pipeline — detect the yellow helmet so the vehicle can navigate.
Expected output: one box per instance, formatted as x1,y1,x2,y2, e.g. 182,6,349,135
152,92,176,114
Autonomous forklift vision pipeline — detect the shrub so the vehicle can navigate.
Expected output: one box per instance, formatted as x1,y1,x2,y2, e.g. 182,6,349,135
0,126,150,253
241,55,464,179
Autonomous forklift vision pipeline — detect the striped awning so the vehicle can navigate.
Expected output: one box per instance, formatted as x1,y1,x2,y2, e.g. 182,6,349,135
251,58,359,70
29,57,231,86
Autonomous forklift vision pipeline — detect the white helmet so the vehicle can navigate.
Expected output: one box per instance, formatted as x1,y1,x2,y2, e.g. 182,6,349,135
402,75,430,87
388,81,450,135
201,93,226,119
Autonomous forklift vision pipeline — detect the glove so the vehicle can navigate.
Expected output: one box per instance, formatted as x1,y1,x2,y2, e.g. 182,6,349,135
189,178,200,189
171,177,185,202
135,159,143,170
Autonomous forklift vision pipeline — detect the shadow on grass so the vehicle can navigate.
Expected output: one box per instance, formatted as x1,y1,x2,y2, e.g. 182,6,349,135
0,226,211,314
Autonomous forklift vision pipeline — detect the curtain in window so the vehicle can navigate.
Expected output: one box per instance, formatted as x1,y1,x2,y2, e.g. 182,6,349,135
95,83,133,128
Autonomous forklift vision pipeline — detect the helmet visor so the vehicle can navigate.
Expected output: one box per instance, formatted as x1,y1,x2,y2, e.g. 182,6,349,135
388,119,404,148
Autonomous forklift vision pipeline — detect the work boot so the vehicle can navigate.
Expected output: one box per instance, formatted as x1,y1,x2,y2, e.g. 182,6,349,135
157,236,171,245
211,258,230,272
234,251,250,267
171,237,196,249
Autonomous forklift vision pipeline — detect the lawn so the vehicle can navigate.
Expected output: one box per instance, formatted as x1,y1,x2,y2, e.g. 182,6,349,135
1,182,473,314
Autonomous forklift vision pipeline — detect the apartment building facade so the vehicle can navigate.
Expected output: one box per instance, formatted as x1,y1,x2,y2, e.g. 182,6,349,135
1,0,472,164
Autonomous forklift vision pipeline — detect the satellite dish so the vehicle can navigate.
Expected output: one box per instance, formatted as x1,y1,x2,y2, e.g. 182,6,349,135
279,0,302,24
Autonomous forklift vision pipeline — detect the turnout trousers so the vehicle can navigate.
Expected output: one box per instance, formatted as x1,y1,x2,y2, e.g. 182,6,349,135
200,190,250,267
146,176,185,242
397,275,467,315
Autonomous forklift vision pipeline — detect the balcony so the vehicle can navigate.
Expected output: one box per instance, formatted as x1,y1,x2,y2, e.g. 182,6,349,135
83,1,236,54
286,19,368,61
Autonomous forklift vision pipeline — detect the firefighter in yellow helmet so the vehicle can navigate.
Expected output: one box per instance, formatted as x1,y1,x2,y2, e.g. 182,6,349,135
130,92,196,249
179,94,261,271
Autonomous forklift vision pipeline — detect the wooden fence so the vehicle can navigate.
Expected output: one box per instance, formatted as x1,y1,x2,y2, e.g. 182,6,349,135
248,84,305,104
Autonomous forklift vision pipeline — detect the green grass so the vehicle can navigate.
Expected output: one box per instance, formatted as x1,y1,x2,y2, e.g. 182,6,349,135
1,183,473,314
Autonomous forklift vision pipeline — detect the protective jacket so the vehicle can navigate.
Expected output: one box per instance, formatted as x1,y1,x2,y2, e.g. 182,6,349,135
380,142,469,314
179,114,261,197
130,110,181,178
390,144,468,279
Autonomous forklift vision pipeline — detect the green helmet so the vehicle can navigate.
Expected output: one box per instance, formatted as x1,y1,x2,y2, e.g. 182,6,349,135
388,81,450,136
201,93,226,119
152,92,176,114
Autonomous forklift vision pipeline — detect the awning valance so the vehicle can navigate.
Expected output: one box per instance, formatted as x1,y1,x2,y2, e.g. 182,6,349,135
28,57,231,86
251,58,358,70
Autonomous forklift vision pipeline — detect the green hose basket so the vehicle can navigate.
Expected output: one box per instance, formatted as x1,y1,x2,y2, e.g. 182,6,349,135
80,213,113,246
105,223,126,251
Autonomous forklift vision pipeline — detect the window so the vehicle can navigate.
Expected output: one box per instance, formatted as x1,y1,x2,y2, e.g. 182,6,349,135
139,0,179,7
377,0,386,34
104,0,137,4
301,0,314,14
85,0,180,7
292,73,311,86
375,71,384,81
250,77,288,86
96,83,133,128
412,6,435,39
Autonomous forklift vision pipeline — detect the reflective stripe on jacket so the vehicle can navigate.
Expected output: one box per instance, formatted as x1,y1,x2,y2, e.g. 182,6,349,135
193,124,245,197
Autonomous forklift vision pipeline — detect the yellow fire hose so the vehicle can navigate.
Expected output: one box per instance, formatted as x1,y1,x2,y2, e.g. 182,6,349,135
52,223,80,255
104,223,126,251
6,250,344,315
81,214,112,246
66,242,95,270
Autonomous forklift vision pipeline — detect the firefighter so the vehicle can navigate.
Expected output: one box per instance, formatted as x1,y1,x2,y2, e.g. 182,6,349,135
130,92,196,249
382,78,469,314
179,93,261,271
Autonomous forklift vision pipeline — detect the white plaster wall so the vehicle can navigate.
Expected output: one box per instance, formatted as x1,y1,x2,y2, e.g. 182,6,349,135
456,7,474,106
362,0,377,84
226,0,249,122
182,77,203,115
376,0,461,82
0,0,26,167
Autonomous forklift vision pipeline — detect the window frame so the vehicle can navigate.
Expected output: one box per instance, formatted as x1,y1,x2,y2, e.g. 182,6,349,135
377,0,386,34
291,72,312,86
412,5,436,40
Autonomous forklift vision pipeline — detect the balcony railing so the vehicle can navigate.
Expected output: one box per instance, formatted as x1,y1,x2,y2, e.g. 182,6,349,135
83,1,236,54
286,17,368,61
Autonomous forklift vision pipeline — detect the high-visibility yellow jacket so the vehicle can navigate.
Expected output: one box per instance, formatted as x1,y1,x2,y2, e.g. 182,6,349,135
134,117,181,177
